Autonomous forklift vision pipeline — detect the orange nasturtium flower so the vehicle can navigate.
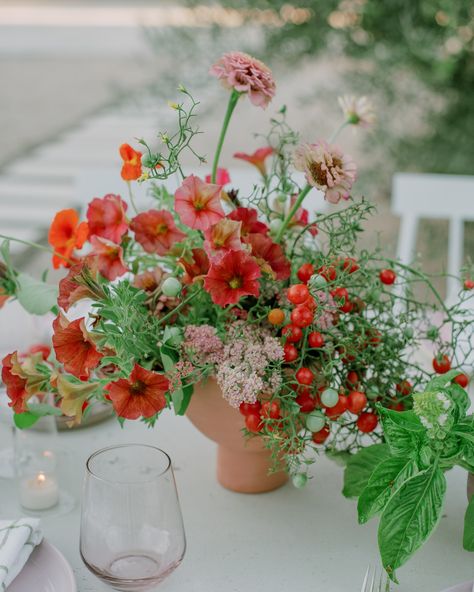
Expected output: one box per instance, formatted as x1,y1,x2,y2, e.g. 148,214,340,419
48,209,89,269
119,143,142,181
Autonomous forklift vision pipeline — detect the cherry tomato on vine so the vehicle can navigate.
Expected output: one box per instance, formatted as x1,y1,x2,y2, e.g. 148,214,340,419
296,367,314,385
346,370,359,386
357,412,378,433
347,391,367,415
287,284,310,305
319,265,337,282
432,354,451,374
379,269,396,285
453,373,469,388
282,324,303,343
267,308,285,325
239,401,262,416
340,300,354,313
297,263,315,283
396,380,412,396
261,400,281,419
342,257,359,274
303,295,317,312
296,392,316,413
464,279,474,290
325,394,348,419
331,286,349,303
308,331,324,348
312,425,330,444
283,343,299,363
245,413,263,433
291,305,314,328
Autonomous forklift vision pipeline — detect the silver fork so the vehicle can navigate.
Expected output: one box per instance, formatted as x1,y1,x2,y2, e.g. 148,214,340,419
360,565,390,592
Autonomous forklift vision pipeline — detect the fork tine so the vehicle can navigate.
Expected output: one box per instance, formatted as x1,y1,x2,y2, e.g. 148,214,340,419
360,565,370,592
369,566,376,592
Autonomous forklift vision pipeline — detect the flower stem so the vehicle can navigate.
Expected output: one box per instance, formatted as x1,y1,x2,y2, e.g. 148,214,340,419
157,286,202,326
126,181,139,215
328,121,348,143
276,184,312,243
211,89,240,183
0,234,73,265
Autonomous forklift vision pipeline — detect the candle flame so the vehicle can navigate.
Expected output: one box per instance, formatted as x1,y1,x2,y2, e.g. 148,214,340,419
36,472,46,484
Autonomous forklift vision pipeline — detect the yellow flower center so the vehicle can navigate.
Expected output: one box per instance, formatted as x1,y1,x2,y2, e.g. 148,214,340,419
229,276,242,289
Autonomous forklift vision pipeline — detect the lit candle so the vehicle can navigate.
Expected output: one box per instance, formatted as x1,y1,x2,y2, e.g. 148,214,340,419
19,471,60,511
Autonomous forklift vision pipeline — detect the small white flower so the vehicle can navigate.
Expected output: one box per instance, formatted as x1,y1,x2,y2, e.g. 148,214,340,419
338,95,376,128
438,413,448,426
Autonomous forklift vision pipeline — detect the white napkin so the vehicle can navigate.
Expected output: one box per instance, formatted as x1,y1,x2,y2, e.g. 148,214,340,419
0,518,43,590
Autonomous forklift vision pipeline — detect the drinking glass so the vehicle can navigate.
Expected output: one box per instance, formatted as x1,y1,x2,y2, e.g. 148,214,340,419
80,444,186,591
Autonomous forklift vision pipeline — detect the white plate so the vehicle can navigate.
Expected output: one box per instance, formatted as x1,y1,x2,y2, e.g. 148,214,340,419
440,582,474,592
8,539,76,592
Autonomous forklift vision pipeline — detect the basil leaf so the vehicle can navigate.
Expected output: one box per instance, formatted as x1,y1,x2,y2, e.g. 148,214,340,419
342,443,391,498
378,407,425,456
378,467,446,581
448,383,471,419
16,272,58,315
358,457,418,524
427,370,464,391
463,494,474,551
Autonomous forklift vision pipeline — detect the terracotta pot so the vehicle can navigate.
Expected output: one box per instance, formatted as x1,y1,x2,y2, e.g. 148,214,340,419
186,378,288,494
468,472,474,501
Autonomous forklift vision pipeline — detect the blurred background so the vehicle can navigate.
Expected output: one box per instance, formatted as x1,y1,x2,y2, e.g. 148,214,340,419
0,0,473,299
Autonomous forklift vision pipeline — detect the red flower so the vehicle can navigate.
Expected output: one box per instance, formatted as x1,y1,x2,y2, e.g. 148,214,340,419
130,209,186,255
105,363,169,420
234,147,273,176
204,250,261,306
87,194,128,244
48,209,89,269
247,234,291,280
178,248,210,284
0,288,9,309
52,313,103,380
205,168,231,186
203,218,242,257
174,175,224,231
119,143,142,181
1,352,28,413
58,258,100,312
227,207,269,237
90,236,128,281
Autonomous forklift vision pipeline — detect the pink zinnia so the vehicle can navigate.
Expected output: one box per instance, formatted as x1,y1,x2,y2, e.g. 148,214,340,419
203,218,242,258
204,250,261,306
174,175,224,231
294,141,357,204
90,236,128,281
86,194,128,244
228,207,269,237
205,168,231,186
210,51,275,109
234,147,273,176
130,209,186,255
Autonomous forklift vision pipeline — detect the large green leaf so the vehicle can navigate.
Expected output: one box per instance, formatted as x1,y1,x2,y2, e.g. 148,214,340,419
378,407,425,457
427,370,465,391
378,467,446,581
463,494,474,551
448,383,471,419
342,443,391,498
16,272,58,315
358,456,418,523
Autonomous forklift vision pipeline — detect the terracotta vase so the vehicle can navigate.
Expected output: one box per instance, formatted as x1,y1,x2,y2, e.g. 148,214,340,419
468,473,474,501
186,378,288,494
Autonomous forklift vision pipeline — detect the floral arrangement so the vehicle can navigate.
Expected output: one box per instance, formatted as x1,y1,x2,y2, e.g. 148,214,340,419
1,51,473,579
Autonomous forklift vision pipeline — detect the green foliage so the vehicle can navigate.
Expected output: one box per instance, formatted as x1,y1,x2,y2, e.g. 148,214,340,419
13,404,61,429
464,495,474,551
342,443,390,498
16,273,58,315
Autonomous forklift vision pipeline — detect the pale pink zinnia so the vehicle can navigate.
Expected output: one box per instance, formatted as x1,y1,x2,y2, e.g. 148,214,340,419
210,51,275,109
174,175,224,231
338,96,376,128
294,141,357,204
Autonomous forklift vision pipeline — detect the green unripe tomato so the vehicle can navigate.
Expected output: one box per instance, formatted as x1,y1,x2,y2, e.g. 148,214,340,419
292,473,308,488
277,193,287,203
269,219,283,234
321,388,339,408
305,410,326,432
162,277,182,297
404,327,414,340
309,274,327,289
426,325,439,340
366,386,379,400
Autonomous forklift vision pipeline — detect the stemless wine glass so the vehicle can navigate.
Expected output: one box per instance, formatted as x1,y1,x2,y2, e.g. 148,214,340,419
80,444,186,591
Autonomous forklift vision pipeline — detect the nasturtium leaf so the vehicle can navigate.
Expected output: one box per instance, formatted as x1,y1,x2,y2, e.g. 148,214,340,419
378,467,446,581
13,412,40,429
358,456,418,524
463,494,474,551
16,272,58,315
28,403,62,417
342,443,391,498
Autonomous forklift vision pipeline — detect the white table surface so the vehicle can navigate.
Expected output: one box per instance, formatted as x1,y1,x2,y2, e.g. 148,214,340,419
0,408,472,592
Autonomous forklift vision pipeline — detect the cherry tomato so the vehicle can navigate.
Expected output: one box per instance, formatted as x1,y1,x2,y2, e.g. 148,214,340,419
340,300,354,313
287,284,310,305
331,286,349,303
297,263,315,283
245,413,263,433
347,370,359,386
239,401,262,416
283,343,298,363
389,400,404,411
453,373,469,388
296,367,314,385
261,400,281,419
312,425,330,444
295,392,316,413
464,279,474,290
291,305,314,328
303,295,317,312
347,391,367,415
379,269,396,285
368,329,381,346
432,354,451,374
342,257,359,274
396,380,412,396
325,394,348,419
308,331,324,348
357,412,378,433
319,265,337,282
282,324,303,343
267,308,285,325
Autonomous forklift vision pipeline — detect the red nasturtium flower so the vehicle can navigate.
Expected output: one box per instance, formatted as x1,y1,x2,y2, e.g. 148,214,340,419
178,248,210,284
86,194,129,244
234,147,273,176
2,352,29,413
130,209,186,255
57,258,100,312
48,209,89,269
174,175,224,231
204,249,261,306
205,168,231,186
247,233,291,280
228,207,269,237
203,218,243,257
52,314,103,380
119,143,142,181
105,363,169,420
89,236,128,281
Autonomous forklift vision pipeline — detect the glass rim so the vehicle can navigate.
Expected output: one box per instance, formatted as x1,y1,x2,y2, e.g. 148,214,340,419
86,443,172,484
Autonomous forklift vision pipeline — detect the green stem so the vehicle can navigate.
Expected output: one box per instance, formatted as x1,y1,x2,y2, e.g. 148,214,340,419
126,181,139,215
211,89,240,183
276,184,312,243
328,121,348,143
157,286,202,326
0,234,73,265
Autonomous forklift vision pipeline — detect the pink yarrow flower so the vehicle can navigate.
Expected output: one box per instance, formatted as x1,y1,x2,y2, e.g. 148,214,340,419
210,51,275,109
174,175,224,231
294,141,357,204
